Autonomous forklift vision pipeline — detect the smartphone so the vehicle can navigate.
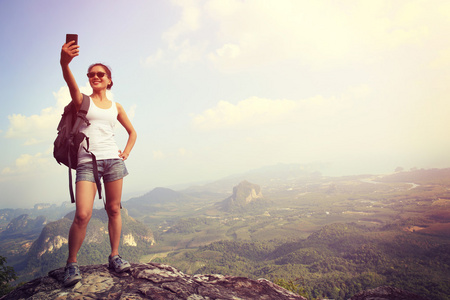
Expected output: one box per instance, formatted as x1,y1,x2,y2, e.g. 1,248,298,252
66,34,78,45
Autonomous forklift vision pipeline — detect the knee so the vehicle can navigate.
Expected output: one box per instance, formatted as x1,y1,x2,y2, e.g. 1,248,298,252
74,211,91,226
106,204,121,218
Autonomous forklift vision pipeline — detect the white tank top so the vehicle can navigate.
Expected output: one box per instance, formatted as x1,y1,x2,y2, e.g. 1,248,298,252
78,97,120,164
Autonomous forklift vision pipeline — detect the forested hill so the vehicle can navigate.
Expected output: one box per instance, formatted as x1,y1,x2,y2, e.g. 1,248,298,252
12,209,154,283
156,222,450,300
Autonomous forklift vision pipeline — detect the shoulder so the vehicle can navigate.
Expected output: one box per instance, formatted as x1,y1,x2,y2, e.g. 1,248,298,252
115,102,125,112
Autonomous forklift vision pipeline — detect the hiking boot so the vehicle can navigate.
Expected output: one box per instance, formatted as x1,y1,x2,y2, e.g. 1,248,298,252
109,255,131,273
63,262,82,287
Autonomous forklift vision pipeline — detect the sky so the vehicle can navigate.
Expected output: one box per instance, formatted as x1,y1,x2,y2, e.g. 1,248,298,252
1,0,450,209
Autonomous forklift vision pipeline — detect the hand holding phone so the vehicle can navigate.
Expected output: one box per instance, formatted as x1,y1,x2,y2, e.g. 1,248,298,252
66,34,78,45
61,34,79,65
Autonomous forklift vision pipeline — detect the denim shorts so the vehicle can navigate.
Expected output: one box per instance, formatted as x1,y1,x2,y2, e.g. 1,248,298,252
76,159,128,183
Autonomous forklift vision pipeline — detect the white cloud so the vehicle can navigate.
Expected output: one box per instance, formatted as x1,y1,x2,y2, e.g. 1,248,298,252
211,43,241,60
2,84,116,176
144,0,445,72
176,39,208,64
4,101,64,145
1,152,50,175
192,96,297,130
163,0,202,49
145,48,164,65
205,0,435,71
4,83,112,145
192,85,373,131
5,86,68,145
143,1,207,66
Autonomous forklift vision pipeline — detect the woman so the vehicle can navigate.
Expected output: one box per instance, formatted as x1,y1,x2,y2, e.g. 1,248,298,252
60,40,137,287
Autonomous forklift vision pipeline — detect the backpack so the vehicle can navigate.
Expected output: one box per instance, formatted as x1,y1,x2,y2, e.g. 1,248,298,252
53,93,102,203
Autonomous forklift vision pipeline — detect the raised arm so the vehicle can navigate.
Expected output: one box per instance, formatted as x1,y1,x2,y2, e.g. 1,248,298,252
60,41,83,110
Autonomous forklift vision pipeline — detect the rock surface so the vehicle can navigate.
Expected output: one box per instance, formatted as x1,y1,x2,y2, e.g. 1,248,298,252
1,262,306,300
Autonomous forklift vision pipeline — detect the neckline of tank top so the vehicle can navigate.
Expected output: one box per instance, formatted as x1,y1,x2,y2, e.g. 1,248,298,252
89,97,114,110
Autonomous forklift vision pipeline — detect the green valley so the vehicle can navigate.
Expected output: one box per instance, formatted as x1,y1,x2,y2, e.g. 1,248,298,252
126,167,450,300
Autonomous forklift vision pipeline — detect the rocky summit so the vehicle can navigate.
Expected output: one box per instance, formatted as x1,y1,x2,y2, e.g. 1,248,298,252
1,262,306,300
1,262,429,300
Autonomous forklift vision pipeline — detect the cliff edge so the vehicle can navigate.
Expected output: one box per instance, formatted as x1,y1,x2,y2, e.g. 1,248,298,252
1,262,305,300
1,262,429,300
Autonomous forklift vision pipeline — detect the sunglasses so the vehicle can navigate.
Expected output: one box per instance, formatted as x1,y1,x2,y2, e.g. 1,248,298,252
87,72,107,78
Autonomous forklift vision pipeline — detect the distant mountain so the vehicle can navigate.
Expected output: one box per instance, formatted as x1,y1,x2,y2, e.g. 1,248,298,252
0,202,74,230
378,167,450,184
1,214,47,239
0,215,49,267
19,208,154,282
124,187,198,219
218,181,268,213
127,187,192,205
27,217,72,260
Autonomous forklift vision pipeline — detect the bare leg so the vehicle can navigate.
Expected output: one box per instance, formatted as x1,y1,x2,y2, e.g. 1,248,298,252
104,178,123,257
67,181,96,263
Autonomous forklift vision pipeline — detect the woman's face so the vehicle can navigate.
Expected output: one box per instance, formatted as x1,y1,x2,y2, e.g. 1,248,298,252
88,65,111,91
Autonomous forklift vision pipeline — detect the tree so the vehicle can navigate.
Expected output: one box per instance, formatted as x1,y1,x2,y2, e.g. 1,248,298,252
0,256,17,297
274,278,309,298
